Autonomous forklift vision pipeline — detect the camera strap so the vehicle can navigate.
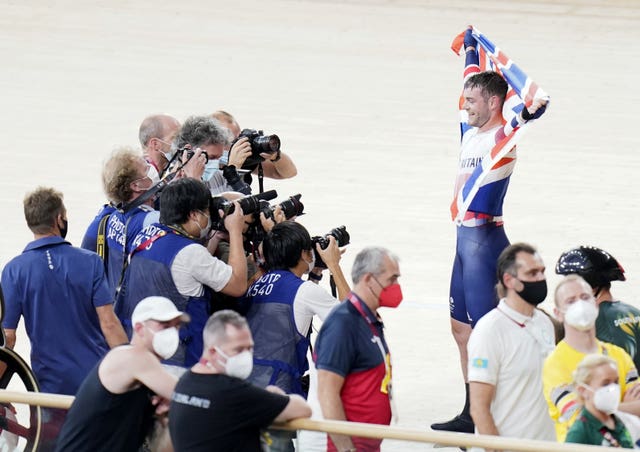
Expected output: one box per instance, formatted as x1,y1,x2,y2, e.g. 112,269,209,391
95,213,111,260
257,162,265,193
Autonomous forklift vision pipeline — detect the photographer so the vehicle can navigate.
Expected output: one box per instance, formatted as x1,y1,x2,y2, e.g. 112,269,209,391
212,110,298,180
173,115,253,195
98,147,163,293
241,221,349,452
138,113,181,179
116,178,247,367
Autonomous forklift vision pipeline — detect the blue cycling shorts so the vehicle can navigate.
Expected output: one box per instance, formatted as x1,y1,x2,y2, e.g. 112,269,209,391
449,223,510,327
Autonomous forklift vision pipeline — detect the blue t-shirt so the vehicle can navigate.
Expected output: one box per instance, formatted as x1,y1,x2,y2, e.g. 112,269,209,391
1,236,112,395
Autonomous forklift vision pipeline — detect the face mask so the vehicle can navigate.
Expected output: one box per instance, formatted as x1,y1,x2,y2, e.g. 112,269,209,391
564,299,598,331
373,277,403,308
307,250,315,274
215,346,253,379
59,218,68,239
150,327,179,360
202,159,220,181
192,212,211,240
147,164,160,185
584,383,620,414
516,279,547,306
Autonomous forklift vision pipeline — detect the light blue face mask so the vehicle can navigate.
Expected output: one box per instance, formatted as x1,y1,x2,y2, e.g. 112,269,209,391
202,159,220,181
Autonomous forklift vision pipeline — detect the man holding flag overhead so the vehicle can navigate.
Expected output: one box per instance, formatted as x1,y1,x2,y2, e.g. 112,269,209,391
431,27,549,434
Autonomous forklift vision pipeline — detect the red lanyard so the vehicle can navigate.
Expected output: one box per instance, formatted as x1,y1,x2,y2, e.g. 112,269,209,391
348,294,381,338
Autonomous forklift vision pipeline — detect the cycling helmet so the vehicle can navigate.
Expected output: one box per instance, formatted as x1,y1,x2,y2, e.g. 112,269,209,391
556,246,625,289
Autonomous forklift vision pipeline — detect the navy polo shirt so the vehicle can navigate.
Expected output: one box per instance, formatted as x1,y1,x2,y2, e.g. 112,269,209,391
314,293,392,427
1,236,112,395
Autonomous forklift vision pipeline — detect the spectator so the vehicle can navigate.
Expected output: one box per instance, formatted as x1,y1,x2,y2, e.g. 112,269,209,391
556,246,640,369
55,296,187,452
543,275,640,441
169,310,311,451
1,187,127,450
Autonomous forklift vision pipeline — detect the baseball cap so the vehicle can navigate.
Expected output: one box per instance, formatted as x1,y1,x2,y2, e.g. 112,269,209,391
131,296,190,326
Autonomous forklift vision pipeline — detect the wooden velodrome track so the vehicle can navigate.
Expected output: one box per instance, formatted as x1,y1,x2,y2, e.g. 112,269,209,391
1,0,640,450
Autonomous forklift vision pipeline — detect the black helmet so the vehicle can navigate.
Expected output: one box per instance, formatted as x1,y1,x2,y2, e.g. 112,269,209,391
555,246,626,289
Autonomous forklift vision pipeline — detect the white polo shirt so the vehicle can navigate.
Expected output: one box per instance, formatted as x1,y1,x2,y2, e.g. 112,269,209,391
468,299,556,446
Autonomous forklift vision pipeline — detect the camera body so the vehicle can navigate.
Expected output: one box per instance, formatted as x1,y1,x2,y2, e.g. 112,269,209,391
209,190,278,232
244,194,305,245
181,147,209,163
312,226,350,268
232,129,281,169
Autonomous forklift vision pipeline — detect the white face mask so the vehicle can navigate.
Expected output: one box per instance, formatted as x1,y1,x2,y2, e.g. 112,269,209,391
193,212,211,240
307,250,315,274
564,299,598,331
150,326,179,360
215,346,253,380
147,165,160,185
584,383,621,414
202,159,220,181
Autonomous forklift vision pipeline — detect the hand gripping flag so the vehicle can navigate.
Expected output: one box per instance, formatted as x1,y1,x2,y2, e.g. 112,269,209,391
450,26,550,225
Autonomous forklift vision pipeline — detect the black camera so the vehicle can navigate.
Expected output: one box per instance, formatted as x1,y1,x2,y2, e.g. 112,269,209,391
311,226,350,268
260,194,304,222
231,129,281,168
209,190,278,231
181,147,209,163
244,194,305,245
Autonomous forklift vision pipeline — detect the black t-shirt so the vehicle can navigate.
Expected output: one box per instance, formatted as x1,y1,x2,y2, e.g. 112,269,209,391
169,372,290,452
55,362,154,452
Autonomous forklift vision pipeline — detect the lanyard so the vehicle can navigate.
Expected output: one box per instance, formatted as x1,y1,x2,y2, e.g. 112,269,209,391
348,294,381,338
348,294,398,422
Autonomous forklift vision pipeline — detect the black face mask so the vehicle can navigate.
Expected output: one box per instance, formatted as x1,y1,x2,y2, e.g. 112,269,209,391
516,279,547,306
59,219,69,239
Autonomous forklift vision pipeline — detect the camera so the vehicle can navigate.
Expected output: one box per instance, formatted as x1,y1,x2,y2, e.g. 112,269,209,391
311,226,350,268
209,190,278,231
231,129,281,168
260,194,304,222
244,194,305,245
181,147,209,163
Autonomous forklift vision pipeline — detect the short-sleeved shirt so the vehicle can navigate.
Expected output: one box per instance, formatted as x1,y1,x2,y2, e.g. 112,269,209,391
314,294,392,434
1,236,112,395
169,372,289,452
565,408,634,447
543,340,640,441
467,299,555,443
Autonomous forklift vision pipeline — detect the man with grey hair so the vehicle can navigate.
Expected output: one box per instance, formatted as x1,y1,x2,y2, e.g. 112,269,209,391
169,310,311,451
172,115,253,195
315,247,402,452
139,114,181,179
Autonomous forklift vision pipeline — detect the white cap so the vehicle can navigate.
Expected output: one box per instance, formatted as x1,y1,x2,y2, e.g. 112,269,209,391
131,296,190,326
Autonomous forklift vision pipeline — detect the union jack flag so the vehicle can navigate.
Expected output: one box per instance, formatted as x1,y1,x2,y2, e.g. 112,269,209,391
450,26,550,224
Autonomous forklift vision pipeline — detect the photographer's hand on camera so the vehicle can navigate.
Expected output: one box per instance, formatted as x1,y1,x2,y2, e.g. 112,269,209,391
220,201,248,296
315,236,351,300
181,147,207,180
258,205,285,233
228,137,252,168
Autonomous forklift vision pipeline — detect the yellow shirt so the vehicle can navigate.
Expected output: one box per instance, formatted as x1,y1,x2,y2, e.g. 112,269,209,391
542,340,639,441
